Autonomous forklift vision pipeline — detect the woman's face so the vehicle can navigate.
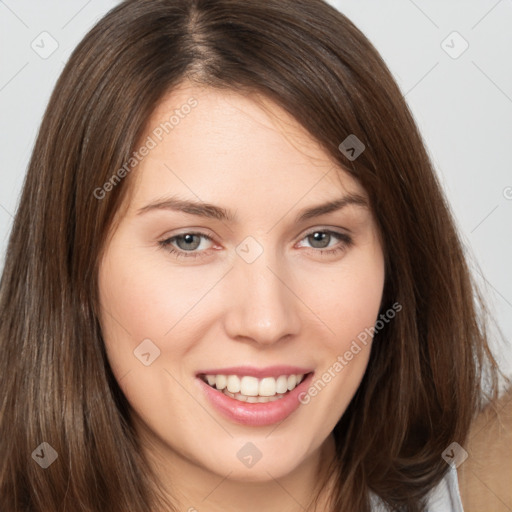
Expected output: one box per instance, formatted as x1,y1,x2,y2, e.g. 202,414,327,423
98,84,385,483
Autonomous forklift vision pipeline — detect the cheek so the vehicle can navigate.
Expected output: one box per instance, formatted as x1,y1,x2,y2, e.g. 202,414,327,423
308,244,385,351
97,246,207,434
98,243,214,348
296,248,385,426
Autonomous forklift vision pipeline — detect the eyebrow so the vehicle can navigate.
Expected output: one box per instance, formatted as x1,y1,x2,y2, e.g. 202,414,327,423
136,193,368,223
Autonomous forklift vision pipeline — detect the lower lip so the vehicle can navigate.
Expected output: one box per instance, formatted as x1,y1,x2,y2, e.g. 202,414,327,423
196,373,314,427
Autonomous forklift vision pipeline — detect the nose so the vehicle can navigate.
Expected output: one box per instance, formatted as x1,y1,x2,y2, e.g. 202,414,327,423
222,250,302,346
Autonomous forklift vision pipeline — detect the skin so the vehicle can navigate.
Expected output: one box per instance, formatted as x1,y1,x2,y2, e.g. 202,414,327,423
458,389,512,510
98,83,385,512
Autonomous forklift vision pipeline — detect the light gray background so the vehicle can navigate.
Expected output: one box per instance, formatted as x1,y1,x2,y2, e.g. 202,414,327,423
1,0,511,379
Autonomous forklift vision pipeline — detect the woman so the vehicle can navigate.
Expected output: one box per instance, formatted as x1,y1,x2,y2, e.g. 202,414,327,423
0,0,504,510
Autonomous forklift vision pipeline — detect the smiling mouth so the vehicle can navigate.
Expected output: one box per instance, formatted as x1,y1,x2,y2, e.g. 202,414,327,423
199,373,310,403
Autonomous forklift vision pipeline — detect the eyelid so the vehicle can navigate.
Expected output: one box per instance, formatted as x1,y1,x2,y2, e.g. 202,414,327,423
299,225,350,239
163,227,216,239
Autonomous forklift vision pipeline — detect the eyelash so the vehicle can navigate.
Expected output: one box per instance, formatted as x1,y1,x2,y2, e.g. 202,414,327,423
158,229,353,260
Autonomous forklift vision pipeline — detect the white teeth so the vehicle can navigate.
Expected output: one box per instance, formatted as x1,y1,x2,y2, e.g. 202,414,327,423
203,372,307,400
258,377,276,397
216,375,227,390
226,375,241,393
240,376,259,396
276,375,288,394
223,390,285,403
287,374,297,390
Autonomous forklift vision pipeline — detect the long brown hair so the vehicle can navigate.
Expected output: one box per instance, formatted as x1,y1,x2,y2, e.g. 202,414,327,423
0,0,501,510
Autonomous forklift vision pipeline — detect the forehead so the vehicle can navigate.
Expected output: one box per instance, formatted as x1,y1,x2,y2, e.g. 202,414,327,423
122,83,367,216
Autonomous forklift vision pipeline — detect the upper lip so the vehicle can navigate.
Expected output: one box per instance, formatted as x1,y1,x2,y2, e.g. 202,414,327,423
196,365,314,379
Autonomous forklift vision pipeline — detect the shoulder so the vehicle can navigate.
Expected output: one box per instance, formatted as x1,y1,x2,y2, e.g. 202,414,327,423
369,467,464,511
458,388,512,511
370,392,512,512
